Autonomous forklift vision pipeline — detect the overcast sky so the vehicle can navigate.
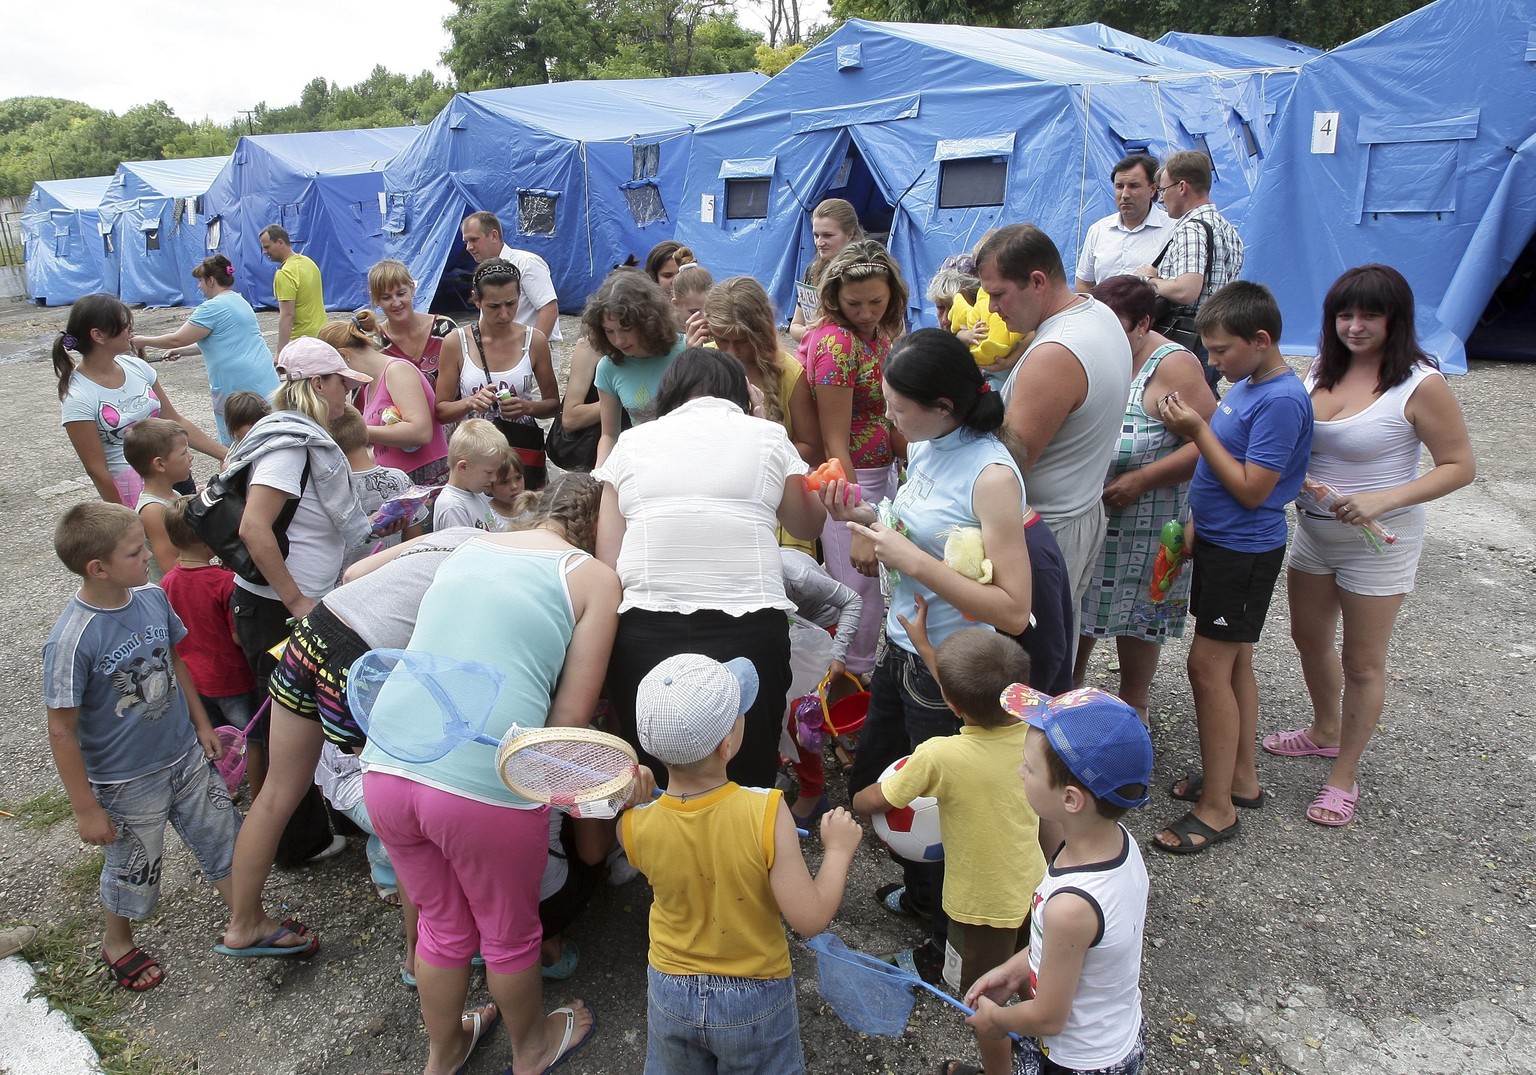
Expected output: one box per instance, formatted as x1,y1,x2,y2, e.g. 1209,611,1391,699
0,0,810,124
0,0,457,122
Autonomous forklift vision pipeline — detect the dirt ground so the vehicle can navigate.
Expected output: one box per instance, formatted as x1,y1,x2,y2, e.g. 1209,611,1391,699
0,297,1531,1075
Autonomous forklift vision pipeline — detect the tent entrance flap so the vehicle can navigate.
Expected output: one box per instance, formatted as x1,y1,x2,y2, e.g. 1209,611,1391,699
1467,232,1536,362
819,141,896,243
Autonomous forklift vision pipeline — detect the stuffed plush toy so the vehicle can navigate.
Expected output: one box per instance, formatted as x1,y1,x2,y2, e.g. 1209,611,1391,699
943,526,992,585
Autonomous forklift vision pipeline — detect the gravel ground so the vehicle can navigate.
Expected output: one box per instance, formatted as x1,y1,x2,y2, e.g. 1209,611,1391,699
0,297,1531,1075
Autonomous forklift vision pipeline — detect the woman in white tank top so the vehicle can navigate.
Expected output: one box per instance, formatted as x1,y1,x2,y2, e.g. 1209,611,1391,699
434,258,560,488
1262,265,1474,827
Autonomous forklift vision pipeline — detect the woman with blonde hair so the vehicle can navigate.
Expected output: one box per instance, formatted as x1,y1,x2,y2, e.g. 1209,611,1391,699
789,198,864,343
368,259,459,386
802,240,908,678
318,312,450,486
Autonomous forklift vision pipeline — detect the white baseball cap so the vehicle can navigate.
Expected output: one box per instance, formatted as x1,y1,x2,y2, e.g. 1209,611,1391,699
636,654,759,767
275,337,372,387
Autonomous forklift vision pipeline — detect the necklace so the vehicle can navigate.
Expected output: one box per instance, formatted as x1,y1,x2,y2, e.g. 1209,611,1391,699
669,780,729,801
1251,361,1292,383
176,557,211,569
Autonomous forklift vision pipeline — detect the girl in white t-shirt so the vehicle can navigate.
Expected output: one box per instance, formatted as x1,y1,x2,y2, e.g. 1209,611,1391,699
55,293,225,507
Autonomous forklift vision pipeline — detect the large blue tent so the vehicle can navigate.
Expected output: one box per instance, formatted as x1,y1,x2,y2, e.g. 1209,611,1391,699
99,157,228,307
22,175,112,305
383,73,766,312
1242,0,1536,371
1154,33,1320,134
204,127,419,313
674,21,1271,329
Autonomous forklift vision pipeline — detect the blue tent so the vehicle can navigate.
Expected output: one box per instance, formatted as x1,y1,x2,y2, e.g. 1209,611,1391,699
674,21,1271,329
203,127,419,313
383,73,766,312
1242,0,1536,371
22,175,112,305
1155,33,1320,133
100,157,228,307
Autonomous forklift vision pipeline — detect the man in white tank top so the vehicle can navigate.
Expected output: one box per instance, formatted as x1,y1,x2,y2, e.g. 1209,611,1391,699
978,225,1132,648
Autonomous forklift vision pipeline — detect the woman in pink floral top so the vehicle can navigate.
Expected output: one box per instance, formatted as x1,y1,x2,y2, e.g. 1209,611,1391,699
803,240,908,677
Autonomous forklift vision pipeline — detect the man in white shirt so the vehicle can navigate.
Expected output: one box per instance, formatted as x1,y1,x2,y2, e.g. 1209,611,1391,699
460,211,562,342
1074,154,1170,293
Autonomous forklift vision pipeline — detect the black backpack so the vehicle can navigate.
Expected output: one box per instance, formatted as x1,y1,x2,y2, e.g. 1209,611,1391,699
184,456,311,586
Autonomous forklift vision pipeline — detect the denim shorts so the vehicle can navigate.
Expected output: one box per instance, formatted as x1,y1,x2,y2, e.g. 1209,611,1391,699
645,967,804,1075
93,745,241,920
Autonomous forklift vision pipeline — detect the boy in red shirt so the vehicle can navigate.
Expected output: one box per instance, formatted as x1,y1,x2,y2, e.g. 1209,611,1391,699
160,496,261,731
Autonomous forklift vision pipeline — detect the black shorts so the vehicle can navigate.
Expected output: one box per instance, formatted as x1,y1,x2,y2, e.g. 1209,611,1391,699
1189,537,1285,644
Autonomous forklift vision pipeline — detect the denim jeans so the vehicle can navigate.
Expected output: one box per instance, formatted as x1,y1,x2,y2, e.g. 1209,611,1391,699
645,968,804,1075
849,638,960,945
94,745,241,919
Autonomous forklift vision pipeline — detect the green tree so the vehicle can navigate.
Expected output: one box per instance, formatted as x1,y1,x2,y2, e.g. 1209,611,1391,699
755,41,808,75
442,0,603,87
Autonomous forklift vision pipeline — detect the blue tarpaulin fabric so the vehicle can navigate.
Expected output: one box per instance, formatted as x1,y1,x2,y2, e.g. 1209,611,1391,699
22,175,112,305
99,157,228,307
383,73,765,313
1242,0,1536,371
203,127,419,312
675,20,1273,330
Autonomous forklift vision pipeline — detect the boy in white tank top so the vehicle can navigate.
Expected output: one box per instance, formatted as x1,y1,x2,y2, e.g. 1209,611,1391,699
966,687,1154,1075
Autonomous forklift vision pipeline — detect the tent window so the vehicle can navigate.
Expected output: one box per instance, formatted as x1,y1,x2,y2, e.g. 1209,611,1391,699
1239,118,1261,158
383,194,408,236
624,182,667,228
938,158,1007,209
1363,141,1459,214
55,233,69,256
1191,135,1218,179
103,231,114,256
518,192,557,236
633,143,660,181
725,178,770,220
145,228,160,252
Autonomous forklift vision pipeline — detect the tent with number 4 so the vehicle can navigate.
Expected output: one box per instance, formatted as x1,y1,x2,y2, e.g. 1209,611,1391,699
381,73,766,313
674,20,1272,329
1241,0,1536,369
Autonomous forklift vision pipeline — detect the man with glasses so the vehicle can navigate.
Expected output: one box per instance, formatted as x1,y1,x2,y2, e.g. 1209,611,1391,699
1073,154,1171,292
1132,150,1244,386
460,212,563,343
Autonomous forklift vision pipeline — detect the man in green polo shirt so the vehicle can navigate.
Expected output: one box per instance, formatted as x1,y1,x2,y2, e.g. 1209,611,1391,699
259,224,326,350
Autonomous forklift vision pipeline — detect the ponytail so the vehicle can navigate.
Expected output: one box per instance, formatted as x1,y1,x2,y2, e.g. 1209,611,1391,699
53,293,132,401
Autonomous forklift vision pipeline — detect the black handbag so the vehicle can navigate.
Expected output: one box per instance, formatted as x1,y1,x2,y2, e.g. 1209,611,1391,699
471,323,548,488
183,456,309,586
1151,216,1215,353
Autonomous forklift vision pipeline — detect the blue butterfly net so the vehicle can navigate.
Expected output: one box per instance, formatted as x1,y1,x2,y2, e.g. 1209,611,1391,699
807,933,923,1037
346,649,506,764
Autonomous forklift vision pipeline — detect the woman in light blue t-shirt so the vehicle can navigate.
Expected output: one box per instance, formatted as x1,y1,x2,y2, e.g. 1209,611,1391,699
132,254,278,443
583,270,686,466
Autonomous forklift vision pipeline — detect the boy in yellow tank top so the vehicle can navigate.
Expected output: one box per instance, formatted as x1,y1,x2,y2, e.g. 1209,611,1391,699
619,653,862,1075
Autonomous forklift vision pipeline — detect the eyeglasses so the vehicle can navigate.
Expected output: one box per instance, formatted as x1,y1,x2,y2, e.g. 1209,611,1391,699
1154,181,1180,197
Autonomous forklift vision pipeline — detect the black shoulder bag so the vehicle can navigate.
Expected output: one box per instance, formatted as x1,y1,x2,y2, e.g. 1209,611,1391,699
1151,216,1215,354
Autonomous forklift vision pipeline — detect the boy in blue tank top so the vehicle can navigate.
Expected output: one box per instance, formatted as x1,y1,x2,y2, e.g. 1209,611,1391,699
1152,282,1313,854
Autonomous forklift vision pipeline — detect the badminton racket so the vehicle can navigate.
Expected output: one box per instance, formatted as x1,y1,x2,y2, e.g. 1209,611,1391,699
495,725,641,819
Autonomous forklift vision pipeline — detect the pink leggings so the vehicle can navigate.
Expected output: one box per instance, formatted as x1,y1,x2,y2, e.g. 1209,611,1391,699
363,772,548,975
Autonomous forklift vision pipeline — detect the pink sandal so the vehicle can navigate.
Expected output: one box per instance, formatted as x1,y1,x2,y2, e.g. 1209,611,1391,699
1306,784,1358,827
1262,727,1340,758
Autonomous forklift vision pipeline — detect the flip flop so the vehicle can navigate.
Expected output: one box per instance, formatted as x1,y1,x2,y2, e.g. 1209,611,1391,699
542,938,580,981
453,1003,501,1075
214,919,320,958
1169,773,1266,809
401,968,417,989
103,946,163,991
1306,784,1359,827
534,1003,597,1074
1149,811,1241,855
1262,727,1340,758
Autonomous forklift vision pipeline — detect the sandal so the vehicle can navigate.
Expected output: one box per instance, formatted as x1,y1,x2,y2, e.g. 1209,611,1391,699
453,1003,501,1075
214,918,320,958
103,946,163,991
542,938,580,981
1149,811,1241,855
1306,784,1359,827
1262,728,1340,758
1170,773,1266,809
874,882,932,924
539,1001,597,1073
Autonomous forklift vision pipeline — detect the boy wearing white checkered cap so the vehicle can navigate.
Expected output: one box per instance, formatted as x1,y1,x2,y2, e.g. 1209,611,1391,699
619,653,863,1074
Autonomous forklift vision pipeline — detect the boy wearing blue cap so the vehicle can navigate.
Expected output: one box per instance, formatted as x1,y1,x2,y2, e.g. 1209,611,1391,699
620,653,862,1075
966,686,1154,1075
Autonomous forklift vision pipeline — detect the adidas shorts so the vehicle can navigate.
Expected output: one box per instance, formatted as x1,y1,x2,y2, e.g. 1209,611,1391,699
1189,537,1285,644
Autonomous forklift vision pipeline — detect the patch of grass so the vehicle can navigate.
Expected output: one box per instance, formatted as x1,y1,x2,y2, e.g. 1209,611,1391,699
5,788,73,829
61,849,105,895
26,914,196,1075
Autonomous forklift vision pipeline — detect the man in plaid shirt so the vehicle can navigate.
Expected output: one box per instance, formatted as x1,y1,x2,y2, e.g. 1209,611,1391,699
1133,150,1244,387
